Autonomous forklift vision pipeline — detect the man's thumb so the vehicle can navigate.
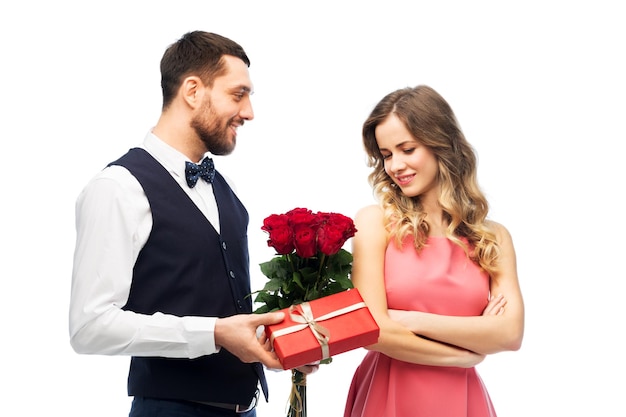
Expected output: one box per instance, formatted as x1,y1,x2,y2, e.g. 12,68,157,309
262,311,285,325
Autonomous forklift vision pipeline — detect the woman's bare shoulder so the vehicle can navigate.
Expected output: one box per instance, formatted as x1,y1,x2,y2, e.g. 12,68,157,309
354,204,386,239
485,219,513,244
355,204,383,220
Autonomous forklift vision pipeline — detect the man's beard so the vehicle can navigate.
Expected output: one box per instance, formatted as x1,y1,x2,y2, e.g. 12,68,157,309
191,97,237,156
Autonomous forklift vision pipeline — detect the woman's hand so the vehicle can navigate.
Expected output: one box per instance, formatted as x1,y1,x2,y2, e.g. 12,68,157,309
483,294,507,316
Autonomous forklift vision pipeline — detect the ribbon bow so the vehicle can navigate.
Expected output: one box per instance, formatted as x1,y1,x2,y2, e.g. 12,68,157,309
289,303,331,360
185,157,215,188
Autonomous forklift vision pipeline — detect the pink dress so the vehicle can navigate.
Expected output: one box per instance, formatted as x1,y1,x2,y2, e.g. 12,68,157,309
344,237,497,417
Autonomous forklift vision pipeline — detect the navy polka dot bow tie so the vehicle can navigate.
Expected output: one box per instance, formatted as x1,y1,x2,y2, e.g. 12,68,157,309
185,157,215,188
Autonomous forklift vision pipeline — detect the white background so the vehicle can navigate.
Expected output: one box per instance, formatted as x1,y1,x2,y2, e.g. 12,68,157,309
1,1,624,416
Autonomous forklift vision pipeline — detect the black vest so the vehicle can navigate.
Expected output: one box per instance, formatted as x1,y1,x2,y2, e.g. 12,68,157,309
109,148,263,404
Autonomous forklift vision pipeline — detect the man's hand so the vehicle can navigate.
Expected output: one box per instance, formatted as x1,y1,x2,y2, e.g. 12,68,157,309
295,361,320,375
215,312,285,369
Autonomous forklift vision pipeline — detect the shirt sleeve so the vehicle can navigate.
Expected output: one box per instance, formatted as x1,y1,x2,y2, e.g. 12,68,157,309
68,166,219,359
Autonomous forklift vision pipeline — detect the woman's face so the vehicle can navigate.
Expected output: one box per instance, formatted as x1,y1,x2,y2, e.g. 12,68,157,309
376,113,439,199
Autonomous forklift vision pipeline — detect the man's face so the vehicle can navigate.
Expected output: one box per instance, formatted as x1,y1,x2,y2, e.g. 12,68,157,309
191,55,254,156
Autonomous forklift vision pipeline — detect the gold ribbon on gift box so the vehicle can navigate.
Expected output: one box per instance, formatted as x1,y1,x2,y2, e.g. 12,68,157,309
270,300,367,360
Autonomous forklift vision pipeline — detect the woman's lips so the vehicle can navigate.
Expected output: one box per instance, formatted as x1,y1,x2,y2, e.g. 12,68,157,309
395,174,414,186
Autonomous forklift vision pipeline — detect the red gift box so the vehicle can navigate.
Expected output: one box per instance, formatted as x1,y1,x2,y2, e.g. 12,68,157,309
265,289,380,370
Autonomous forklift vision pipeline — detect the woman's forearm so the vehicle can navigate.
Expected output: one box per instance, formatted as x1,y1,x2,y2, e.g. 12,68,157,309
366,316,486,368
388,308,523,354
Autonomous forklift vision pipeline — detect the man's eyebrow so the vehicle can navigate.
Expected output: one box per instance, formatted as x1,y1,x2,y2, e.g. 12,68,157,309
234,85,253,94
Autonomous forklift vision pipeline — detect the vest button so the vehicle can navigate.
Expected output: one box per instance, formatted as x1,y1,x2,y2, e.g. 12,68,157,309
222,242,227,250
229,270,235,278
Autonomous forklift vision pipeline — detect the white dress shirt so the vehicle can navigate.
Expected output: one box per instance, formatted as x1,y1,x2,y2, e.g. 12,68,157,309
69,132,229,359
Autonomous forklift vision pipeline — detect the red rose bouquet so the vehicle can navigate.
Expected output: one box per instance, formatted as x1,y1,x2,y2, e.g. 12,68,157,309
253,207,357,417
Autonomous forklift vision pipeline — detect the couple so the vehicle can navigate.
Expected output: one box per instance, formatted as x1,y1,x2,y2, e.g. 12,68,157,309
69,31,524,417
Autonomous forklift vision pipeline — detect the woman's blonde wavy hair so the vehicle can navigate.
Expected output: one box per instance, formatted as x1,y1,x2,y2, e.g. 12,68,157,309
363,85,500,275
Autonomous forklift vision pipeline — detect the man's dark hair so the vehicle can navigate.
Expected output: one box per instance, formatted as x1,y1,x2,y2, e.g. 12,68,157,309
160,31,250,109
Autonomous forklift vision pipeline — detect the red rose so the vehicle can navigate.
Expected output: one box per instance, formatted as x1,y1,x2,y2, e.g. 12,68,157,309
317,212,358,255
285,207,314,221
286,208,320,258
261,214,294,255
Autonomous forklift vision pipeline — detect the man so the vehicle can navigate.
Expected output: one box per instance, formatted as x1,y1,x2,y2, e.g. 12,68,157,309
69,31,312,417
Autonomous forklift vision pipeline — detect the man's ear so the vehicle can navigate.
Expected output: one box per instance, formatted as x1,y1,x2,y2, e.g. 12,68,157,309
180,75,203,109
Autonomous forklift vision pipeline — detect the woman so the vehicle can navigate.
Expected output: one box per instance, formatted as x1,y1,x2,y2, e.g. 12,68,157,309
344,85,524,417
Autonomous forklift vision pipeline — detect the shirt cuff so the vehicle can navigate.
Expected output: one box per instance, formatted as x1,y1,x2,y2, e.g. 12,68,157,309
183,316,220,358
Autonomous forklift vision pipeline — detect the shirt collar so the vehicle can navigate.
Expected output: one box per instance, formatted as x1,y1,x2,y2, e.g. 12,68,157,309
143,131,211,181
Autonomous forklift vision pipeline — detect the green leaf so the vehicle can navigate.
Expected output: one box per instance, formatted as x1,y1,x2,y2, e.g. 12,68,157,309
254,291,275,304
254,304,270,314
259,260,275,277
260,256,293,280
334,248,353,264
334,274,354,290
278,297,292,309
299,267,319,285
291,271,305,291
262,278,283,292
306,287,320,301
